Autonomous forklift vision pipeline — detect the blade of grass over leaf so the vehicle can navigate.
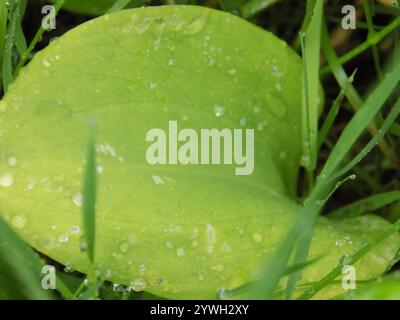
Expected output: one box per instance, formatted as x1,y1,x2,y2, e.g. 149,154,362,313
328,191,400,219
13,0,65,79
299,0,323,178
250,222,301,299
0,0,8,82
239,0,279,19
250,21,400,297
286,1,322,296
13,0,27,57
82,122,97,264
274,56,400,300
285,96,400,299
298,216,400,300
217,255,322,299
0,216,53,299
2,0,19,92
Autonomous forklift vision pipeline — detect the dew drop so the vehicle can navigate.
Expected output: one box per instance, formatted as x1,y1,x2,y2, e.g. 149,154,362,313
7,156,17,167
206,224,217,254
69,225,80,234
105,269,112,277
207,58,216,66
252,233,263,244
138,263,146,274
257,121,267,131
73,192,82,207
152,175,164,186
128,233,137,244
239,117,247,127
216,288,228,299
213,104,225,118
42,59,51,68
211,264,224,272
0,173,13,187
64,263,74,273
58,233,69,243
130,279,147,292
119,242,129,253
176,247,186,257
79,237,87,252
12,214,26,229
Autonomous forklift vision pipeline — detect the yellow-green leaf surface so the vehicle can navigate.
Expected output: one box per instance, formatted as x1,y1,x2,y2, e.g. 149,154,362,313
0,6,398,299
339,271,400,300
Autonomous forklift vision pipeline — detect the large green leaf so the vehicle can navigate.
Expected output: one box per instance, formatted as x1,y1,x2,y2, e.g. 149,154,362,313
0,6,398,299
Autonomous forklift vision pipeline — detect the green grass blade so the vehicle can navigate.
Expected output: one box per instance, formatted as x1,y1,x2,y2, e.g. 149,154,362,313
218,0,244,12
250,215,303,299
55,275,76,299
107,0,133,13
321,16,400,76
14,0,27,56
299,0,317,34
82,123,97,264
317,70,355,151
239,0,279,18
286,1,323,296
78,279,104,300
319,51,400,180
13,0,65,79
328,191,400,219
300,0,323,175
363,0,383,78
2,1,18,92
285,96,400,299
0,216,52,299
321,17,398,167
331,97,400,180
218,256,322,299
0,0,8,83
298,217,400,300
